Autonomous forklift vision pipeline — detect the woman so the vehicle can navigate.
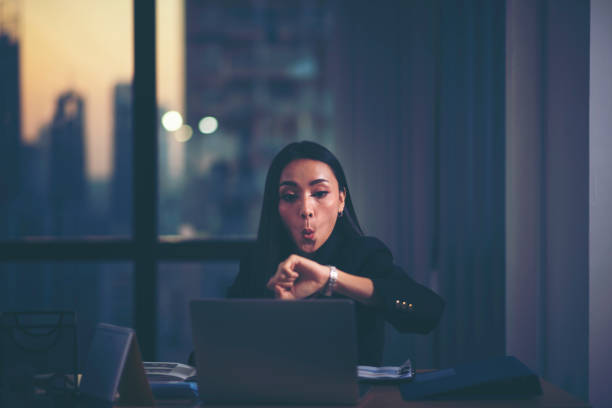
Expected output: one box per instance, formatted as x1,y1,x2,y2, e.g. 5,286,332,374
228,141,444,365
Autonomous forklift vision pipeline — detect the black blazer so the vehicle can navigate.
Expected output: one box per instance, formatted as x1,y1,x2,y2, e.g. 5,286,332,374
227,227,445,365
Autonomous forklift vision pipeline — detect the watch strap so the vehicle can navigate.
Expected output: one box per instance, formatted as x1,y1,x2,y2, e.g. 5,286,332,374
323,266,338,296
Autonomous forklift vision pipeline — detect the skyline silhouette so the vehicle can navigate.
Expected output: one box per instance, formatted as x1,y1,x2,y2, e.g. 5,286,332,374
1,0,335,240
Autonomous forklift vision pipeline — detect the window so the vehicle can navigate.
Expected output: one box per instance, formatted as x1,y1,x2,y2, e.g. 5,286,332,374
157,0,336,238
157,261,238,362
153,0,337,361
0,0,337,361
0,0,133,239
0,262,132,366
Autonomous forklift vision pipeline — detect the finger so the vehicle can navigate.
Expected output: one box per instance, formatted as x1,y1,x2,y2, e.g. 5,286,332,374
268,268,289,287
268,261,292,289
278,280,293,289
284,254,303,272
266,276,278,290
267,271,296,290
282,270,299,281
280,262,298,277
274,284,291,299
275,284,296,300
270,278,292,293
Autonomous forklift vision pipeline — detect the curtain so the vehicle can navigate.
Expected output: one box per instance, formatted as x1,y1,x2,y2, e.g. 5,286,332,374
506,0,589,401
328,0,591,401
330,0,506,369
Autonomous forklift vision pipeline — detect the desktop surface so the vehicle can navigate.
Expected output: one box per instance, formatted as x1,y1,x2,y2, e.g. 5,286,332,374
123,378,588,408
0,377,590,408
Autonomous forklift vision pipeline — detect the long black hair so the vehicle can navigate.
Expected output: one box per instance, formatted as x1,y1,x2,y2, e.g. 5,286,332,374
255,141,363,274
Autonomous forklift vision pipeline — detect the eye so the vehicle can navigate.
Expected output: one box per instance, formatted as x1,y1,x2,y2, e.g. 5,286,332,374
312,191,329,199
280,193,297,202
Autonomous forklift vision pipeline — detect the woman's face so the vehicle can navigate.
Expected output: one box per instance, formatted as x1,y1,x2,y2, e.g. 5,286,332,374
278,159,346,253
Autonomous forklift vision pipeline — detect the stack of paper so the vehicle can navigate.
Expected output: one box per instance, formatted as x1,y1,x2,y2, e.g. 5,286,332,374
358,359,414,382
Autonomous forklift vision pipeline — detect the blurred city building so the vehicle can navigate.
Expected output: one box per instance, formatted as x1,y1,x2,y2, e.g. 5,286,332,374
49,91,89,236
18,128,51,236
158,107,184,236
111,83,133,235
0,14,21,237
182,0,335,238
111,81,183,235
0,58,130,356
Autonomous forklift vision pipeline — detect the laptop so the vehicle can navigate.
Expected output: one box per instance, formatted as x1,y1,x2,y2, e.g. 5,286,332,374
189,299,360,405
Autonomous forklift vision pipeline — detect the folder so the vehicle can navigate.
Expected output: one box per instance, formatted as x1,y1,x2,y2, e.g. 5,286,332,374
400,355,542,400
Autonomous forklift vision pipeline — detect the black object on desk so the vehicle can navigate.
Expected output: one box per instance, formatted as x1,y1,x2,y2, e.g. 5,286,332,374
400,355,542,400
0,311,78,403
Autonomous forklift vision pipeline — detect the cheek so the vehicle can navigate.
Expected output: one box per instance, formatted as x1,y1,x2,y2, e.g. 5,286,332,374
278,203,293,226
322,199,339,218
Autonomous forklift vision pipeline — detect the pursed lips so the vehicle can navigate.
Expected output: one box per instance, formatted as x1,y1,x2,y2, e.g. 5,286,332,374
302,227,315,240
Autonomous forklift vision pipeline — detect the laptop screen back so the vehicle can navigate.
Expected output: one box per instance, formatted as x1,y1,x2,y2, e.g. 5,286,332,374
190,299,359,405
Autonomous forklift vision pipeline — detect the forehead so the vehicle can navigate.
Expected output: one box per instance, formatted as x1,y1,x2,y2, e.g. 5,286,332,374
279,159,338,185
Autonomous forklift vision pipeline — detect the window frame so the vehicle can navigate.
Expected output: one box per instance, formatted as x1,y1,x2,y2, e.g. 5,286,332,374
0,0,252,360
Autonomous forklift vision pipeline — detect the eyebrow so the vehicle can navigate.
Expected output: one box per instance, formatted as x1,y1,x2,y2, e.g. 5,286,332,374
279,178,330,188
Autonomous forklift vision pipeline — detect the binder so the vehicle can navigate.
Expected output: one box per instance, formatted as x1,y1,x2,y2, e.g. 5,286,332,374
400,355,542,400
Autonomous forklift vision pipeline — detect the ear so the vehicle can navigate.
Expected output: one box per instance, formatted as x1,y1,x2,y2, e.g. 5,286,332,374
339,188,346,213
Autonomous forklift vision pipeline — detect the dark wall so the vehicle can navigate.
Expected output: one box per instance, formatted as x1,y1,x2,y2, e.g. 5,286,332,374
589,1,612,407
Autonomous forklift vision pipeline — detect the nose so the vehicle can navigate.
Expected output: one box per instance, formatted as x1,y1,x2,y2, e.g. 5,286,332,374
300,197,314,219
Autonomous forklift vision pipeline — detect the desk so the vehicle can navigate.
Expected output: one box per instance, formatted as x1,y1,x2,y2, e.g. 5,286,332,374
3,376,586,407
144,378,589,408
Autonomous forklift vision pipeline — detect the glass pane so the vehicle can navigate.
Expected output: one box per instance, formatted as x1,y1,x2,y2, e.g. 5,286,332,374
157,261,239,362
157,0,336,238
0,1,133,239
0,262,133,369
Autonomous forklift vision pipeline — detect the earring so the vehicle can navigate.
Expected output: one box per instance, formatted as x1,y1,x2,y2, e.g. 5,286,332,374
338,210,344,218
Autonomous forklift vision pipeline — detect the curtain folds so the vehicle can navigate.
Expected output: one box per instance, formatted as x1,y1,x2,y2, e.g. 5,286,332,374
331,0,506,369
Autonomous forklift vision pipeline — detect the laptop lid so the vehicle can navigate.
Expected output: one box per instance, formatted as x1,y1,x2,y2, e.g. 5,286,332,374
190,299,359,405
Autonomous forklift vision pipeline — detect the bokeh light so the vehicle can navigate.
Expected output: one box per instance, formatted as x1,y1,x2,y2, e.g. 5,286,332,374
198,116,218,134
174,125,193,143
161,110,183,132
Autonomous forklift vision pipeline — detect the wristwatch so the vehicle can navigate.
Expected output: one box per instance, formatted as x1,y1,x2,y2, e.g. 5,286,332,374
323,266,338,297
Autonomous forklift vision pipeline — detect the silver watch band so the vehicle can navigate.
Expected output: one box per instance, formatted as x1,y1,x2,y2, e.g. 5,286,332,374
324,266,338,296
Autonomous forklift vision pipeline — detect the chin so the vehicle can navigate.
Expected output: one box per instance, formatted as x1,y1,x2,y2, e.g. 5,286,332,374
299,244,316,253
295,239,317,253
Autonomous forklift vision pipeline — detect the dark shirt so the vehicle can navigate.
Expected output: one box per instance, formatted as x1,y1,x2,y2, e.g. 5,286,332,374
227,227,445,365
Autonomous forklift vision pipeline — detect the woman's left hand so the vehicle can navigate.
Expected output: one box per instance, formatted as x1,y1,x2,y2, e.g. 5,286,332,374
266,254,329,299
